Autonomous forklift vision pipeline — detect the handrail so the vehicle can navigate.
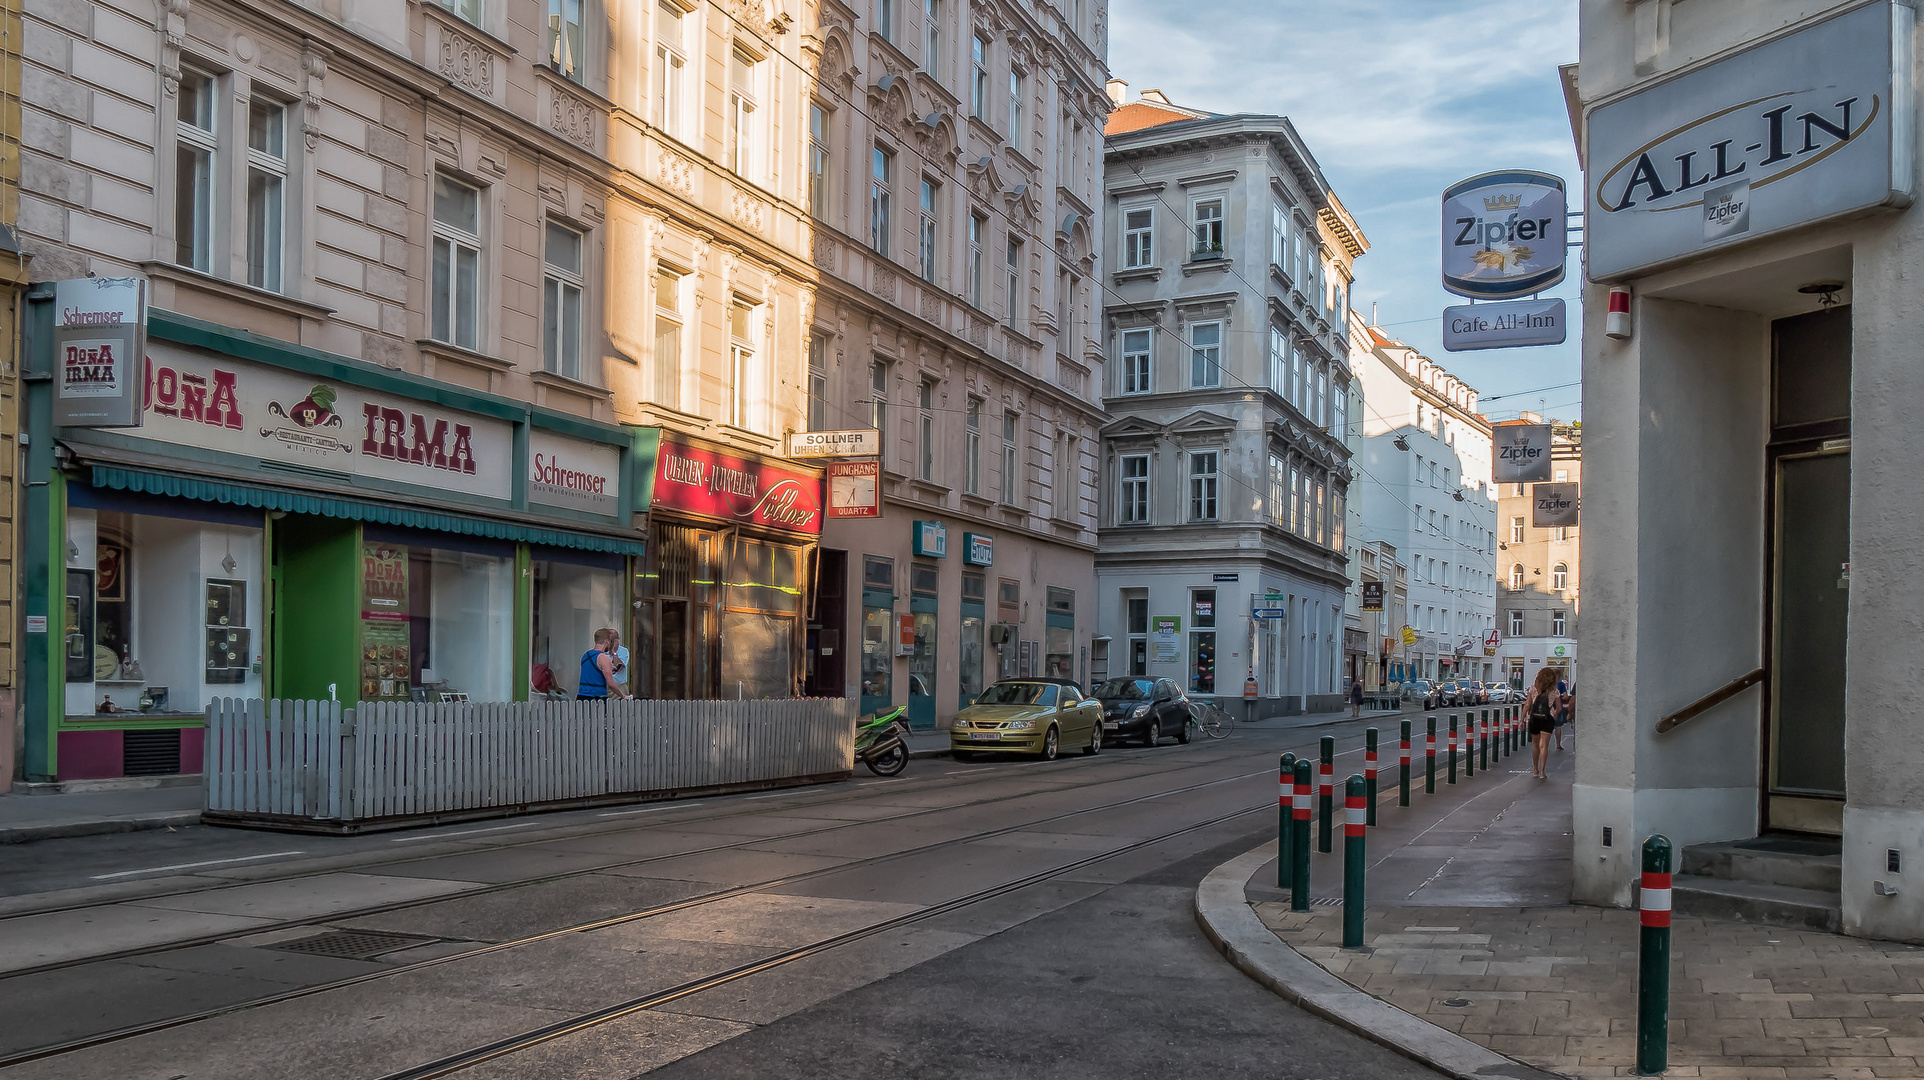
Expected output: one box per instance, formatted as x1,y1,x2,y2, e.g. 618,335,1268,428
1654,668,1766,734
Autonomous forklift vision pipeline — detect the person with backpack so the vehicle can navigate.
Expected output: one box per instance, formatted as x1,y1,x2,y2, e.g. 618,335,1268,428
1525,666,1562,779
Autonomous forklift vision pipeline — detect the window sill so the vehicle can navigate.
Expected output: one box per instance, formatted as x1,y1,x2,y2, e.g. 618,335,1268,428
1182,257,1232,278
141,262,336,324
416,339,515,393
528,369,614,418
908,477,951,500
710,423,781,453
1112,266,1160,285
417,2,519,56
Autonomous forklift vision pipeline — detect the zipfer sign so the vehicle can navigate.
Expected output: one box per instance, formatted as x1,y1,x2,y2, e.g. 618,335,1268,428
1586,1,1913,279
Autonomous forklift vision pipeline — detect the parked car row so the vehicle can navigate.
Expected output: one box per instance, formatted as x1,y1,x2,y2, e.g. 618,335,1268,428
1395,679,1526,710
946,676,1195,762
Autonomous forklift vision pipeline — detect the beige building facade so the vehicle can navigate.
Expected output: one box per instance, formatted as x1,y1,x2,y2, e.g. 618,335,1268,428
1493,417,1579,691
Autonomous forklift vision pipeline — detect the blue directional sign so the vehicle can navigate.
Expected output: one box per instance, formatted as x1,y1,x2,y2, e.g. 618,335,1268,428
1251,607,1288,620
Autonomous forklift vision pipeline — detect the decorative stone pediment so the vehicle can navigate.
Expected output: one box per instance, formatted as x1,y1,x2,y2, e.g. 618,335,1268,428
1101,415,1164,441
1168,409,1239,439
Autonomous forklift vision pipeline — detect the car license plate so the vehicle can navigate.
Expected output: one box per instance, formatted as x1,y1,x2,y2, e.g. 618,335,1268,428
1103,722,1119,731
970,731,1000,741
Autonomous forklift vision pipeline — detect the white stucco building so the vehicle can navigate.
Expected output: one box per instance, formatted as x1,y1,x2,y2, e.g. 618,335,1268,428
1350,314,1498,687
1573,0,1920,941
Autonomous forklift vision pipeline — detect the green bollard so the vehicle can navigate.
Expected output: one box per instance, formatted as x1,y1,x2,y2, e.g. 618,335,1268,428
1425,716,1436,794
1364,728,1379,826
1481,709,1491,772
1342,774,1367,949
1399,719,1412,806
1465,710,1475,778
1637,835,1674,1075
1318,736,1335,854
1278,752,1297,888
1447,714,1458,784
1290,759,1313,911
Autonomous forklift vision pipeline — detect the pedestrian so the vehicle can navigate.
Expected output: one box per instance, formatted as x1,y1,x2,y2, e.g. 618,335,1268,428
1554,674,1571,750
1349,678,1364,718
578,627,631,702
1526,665,1560,779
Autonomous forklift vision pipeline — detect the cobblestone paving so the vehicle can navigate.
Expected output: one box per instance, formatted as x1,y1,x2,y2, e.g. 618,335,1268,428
1256,903,1924,1079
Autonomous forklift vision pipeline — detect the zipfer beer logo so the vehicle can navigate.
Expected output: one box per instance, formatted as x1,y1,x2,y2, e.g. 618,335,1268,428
1596,93,1875,215
1499,441,1543,464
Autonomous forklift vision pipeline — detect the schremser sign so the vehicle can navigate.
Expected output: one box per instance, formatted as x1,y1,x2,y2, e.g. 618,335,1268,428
529,431,621,517
54,277,147,428
1586,1,1913,279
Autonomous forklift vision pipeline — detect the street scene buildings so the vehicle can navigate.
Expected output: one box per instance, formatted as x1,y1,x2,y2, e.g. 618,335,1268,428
1095,87,1364,715
1493,416,1578,690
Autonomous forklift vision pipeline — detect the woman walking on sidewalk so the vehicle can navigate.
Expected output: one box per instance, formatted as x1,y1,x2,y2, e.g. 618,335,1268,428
1525,666,1560,779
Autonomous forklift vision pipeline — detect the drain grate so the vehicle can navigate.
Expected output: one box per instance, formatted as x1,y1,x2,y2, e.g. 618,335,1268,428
264,930,438,960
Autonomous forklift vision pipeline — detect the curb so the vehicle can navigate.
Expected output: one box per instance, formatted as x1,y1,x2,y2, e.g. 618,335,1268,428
0,810,204,845
1193,840,1563,1080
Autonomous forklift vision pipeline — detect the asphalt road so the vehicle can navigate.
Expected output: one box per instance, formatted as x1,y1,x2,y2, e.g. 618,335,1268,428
0,710,1450,1079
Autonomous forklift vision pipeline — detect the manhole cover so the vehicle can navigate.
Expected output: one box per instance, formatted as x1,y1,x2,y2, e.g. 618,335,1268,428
1441,998,1472,1008
264,930,438,960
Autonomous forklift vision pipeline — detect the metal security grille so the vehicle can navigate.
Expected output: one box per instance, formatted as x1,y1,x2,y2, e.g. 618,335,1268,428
265,930,437,960
122,729,181,777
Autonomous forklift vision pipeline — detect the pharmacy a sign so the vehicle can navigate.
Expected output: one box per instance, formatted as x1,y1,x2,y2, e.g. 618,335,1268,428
1493,424,1553,484
1441,171,1567,299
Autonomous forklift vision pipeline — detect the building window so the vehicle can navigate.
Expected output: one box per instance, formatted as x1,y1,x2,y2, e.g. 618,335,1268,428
1552,525,1571,542
918,179,939,282
1510,515,1525,543
1001,411,1019,506
1192,198,1223,254
1189,452,1218,521
1333,383,1348,438
1007,69,1025,152
1120,328,1151,394
438,0,483,25
808,336,829,431
1270,203,1286,267
542,222,585,380
174,69,217,272
923,0,940,76
1054,434,1076,518
1552,563,1568,590
1189,321,1221,388
729,299,759,430
917,379,935,481
967,212,986,307
653,267,682,407
870,360,890,442
808,103,829,218
1508,563,1524,589
1005,237,1023,327
1509,611,1524,638
1267,328,1286,396
870,146,893,255
1120,453,1149,523
430,175,482,350
1312,478,1326,544
970,35,989,120
548,0,583,82
1554,469,1568,482
728,46,761,178
1552,610,1566,636
654,1,687,138
1331,489,1345,550
1290,464,1302,533
877,0,894,42
964,397,981,494
1123,207,1153,268
245,98,287,293
1314,366,1328,428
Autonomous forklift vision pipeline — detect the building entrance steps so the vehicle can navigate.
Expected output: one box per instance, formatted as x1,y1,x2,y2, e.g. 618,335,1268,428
1673,835,1843,934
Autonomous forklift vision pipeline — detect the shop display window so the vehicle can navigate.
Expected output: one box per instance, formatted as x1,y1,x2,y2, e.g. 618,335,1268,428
722,537,802,698
65,508,264,718
531,552,625,696
361,536,515,704
1044,586,1075,680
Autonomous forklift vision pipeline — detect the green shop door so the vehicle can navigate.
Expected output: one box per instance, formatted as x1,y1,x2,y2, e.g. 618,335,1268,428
909,597,937,731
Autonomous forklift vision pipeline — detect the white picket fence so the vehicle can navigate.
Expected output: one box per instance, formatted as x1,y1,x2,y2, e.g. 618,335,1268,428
202,697,857,830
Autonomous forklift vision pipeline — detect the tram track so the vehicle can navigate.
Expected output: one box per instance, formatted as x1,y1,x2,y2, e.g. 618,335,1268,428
0,748,1280,1068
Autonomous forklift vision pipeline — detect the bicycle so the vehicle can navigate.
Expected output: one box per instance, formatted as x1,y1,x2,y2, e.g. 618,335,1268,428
1187,699,1235,739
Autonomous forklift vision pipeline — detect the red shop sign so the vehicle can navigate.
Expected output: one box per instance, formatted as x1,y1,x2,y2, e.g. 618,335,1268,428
651,436,823,535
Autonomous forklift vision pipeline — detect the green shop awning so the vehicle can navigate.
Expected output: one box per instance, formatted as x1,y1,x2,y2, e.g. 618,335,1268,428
90,465,646,556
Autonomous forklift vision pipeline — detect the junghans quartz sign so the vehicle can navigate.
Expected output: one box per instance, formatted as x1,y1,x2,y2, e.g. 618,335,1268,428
1586,1,1913,279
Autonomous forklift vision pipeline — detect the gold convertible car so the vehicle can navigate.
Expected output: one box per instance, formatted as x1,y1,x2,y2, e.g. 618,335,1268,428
949,678,1103,761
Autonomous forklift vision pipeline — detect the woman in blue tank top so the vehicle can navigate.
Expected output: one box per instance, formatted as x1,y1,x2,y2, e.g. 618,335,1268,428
578,627,629,701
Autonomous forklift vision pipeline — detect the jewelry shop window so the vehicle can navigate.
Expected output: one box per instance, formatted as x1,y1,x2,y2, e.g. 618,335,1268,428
723,536,803,699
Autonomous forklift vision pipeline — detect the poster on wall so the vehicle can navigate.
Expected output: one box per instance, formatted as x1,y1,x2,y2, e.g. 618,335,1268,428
1492,424,1553,483
1150,616,1182,663
360,543,411,702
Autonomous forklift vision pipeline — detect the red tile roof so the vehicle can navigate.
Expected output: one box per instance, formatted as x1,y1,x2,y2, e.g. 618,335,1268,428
1105,101,1195,137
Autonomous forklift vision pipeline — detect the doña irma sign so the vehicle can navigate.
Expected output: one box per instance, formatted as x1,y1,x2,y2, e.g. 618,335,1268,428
1586,1,1912,279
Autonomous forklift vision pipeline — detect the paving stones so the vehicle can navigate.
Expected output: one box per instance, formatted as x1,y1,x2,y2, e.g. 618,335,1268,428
1253,902,1924,1078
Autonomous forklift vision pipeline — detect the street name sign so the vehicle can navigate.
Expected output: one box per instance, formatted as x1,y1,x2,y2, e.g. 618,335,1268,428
1251,607,1287,620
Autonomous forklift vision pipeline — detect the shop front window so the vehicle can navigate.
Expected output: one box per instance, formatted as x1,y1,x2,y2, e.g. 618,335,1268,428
909,562,938,726
723,536,803,699
531,552,625,697
65,507,264,718
959,572,985,706
862,555,894,709
1044,585,1074,681
1190,631,1217,694
359,536,515,704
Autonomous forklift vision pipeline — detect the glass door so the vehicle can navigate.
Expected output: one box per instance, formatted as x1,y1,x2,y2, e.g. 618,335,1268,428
1768,448,1850,833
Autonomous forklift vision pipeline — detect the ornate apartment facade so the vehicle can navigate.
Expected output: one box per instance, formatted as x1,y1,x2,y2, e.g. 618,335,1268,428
1095,90,1364,715
12,0,835,782
1494,417,1579,690
801,0,1109,729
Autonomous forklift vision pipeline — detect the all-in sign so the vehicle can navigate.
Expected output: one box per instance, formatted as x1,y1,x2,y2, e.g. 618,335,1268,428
1441,171,1567,300
1493,424,1554,484
1532,483,1580,528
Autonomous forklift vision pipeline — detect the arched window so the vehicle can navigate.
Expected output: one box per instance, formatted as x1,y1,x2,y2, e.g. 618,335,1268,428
1552,563,1568,591
1508,563,1524,590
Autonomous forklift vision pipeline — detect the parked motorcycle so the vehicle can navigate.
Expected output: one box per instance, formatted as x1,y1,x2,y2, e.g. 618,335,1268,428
854,705,910,776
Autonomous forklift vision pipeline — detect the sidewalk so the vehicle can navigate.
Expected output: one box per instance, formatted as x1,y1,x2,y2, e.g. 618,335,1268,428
0,784,203,844
1196,735,1924,1080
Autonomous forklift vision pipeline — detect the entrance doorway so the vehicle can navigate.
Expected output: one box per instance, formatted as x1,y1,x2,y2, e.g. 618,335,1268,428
1765,306,1851,835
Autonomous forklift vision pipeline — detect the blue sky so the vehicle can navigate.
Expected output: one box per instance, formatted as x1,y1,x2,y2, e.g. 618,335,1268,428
1108,0,1582,421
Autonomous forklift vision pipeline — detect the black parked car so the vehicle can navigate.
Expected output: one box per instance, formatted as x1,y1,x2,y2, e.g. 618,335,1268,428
1093,677,1192,747
1403,679,1440,710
